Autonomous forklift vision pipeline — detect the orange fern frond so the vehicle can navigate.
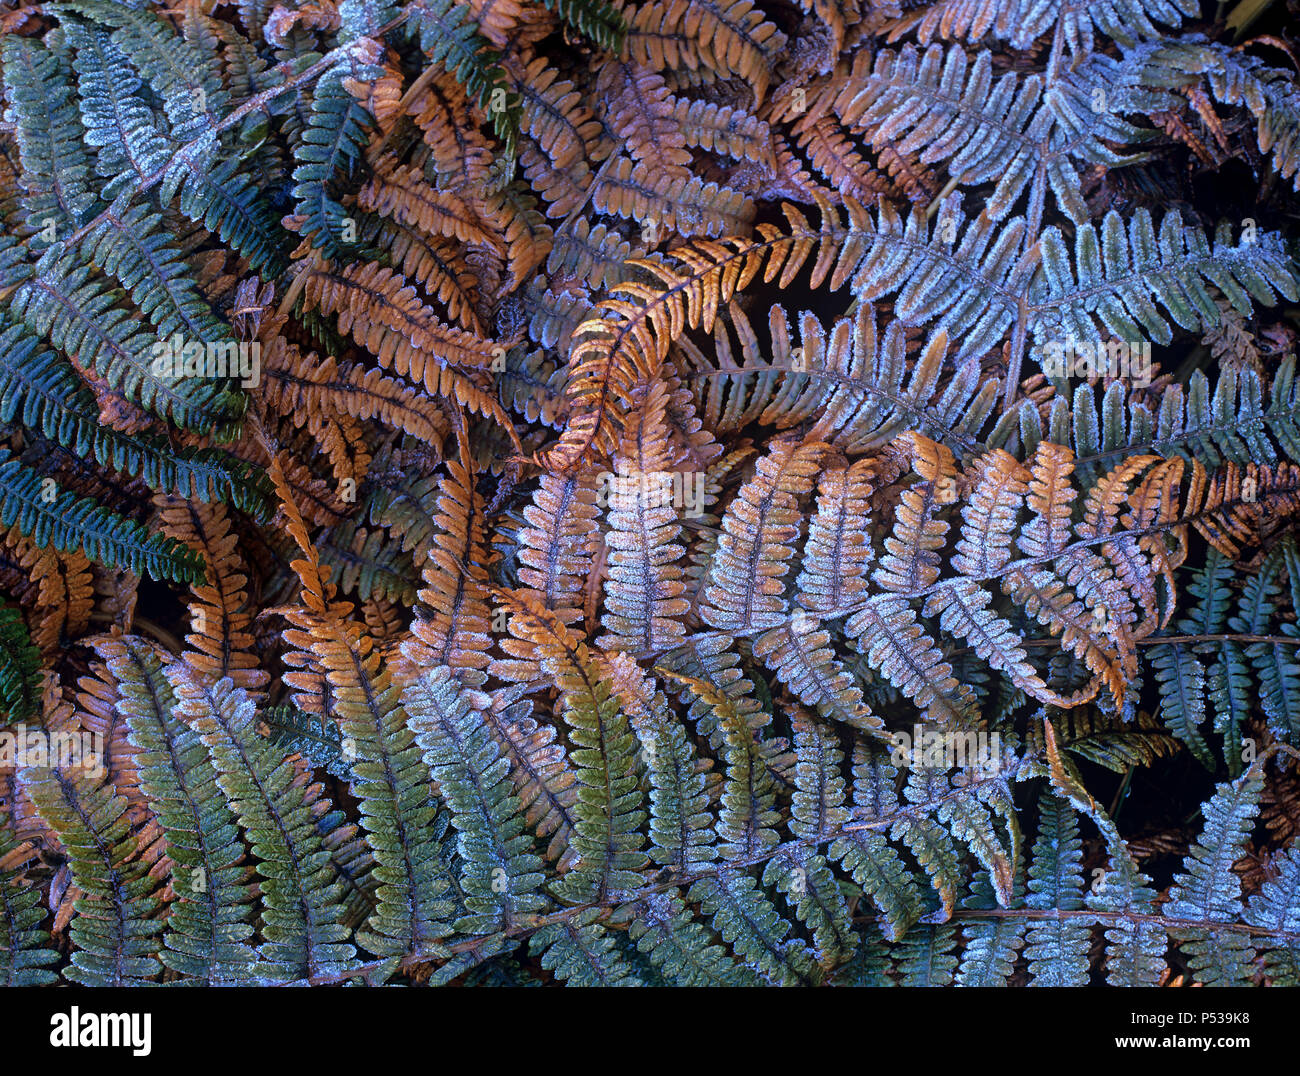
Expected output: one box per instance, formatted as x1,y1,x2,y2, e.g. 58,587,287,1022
154,496,269,693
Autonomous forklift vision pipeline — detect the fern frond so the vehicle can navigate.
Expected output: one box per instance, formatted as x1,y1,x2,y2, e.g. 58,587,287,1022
98,636,261,982
1164,770,1263,984
282,606,456,957
897,0,1198,54
478,688,580,869
622,890,760,985
605,653,714,873
259,703,352,779
622,0,786,103
402,665,547,933
501,592,647,901
1245,846,1300,985
0,35,98,237
490,472,598,682
0,833,58,985
293,65,376,260
1033,208,1298,348
22,750,164,985
402,456,494,673
598,381,689,653
10,247,244,436
1137,37,1300,190
528,907,641,985
0,451,205,584
1022,791,1090,985
830,745,926,941
405,0,520,163
835,44,1149,224
156,496,269,692
687,868,821,985
701,437,828,633
0,606,42,723
164,666,359,980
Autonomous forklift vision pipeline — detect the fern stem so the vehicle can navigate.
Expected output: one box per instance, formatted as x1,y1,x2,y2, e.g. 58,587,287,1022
932,906,1300,945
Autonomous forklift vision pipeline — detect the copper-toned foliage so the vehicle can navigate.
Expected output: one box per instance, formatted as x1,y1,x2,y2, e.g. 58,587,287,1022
2,0,1299,993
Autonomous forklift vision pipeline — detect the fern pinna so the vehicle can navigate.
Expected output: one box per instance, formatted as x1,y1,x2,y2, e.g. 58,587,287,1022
1,0,1299,989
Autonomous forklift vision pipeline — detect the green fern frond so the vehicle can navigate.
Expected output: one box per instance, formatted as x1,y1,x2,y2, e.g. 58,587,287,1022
687,868,822,986
1135,36,1300,190
102,636,262,982
528,907,641,985
0,319,272,516
283,612,456,958
9,246,244,437
318,519,420,603
955,869,1026,986
0,35,99,239
0,833,58,986
830,747,927,941
259,702,352,779
1164,770,1264,985
0,606,42,723
539,0,626,52
1230,546,1300,747
1011,358,1300,477
1150,639,1214,767
1023,792,1089,985
22,759,164,985
621,890,761,986
0,451,205,583
165,666,359,981
1033,208,1298,348
1245,846,1300,985
292,66,376,260
402,665,547,934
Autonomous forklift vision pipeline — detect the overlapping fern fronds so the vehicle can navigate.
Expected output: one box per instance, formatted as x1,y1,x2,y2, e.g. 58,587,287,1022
1,0,1299,990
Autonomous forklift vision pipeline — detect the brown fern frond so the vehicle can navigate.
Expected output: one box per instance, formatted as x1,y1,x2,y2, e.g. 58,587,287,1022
297,260,520,449
533,194,873,474
300,261,496,370
494,184,554,293
701,436,830,633
797,116,899,204
263,349,452,455
1186,459,1300,560
343,57,407,134
409,73,495,187
795,457,876,617
363,217,487,333
590,155,753,239
463,0,535,47
1,527,93,655
596,60,693,180
403,454,494,673
154,496,269,693
622,0,787,103
507,52,607,218
73,661,147,813
359,157,503,250
264,0,341,42
672,96,774,165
